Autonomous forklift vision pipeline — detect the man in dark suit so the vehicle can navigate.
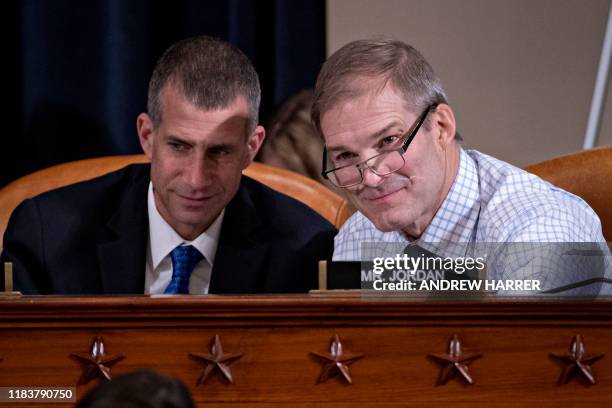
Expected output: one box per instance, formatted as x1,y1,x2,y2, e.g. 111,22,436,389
1,36,336,295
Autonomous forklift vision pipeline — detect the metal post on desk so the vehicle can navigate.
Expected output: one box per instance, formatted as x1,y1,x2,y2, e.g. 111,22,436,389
1,262,21,298
584,1,612,149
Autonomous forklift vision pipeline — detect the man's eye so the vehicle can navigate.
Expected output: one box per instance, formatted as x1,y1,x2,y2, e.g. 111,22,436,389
379,135,400,148
335,152,356,162
169,142,189,152
209,147,231,157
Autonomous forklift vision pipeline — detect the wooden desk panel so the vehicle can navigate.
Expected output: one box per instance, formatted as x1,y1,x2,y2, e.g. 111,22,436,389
0,295,611,407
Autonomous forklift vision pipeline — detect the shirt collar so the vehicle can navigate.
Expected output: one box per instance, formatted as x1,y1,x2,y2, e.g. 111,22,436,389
147,182,224,270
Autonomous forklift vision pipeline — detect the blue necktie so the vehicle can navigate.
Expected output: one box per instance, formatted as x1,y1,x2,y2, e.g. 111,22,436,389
164,245,204,294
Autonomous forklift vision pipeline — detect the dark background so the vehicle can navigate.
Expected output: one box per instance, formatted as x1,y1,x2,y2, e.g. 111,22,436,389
2,0,325,188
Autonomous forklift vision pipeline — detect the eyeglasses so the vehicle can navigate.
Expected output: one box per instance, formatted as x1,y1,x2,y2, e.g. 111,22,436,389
321,103,438,188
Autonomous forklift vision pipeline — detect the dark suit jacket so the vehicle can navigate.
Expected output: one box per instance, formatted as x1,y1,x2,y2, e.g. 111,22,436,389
1,164,336,294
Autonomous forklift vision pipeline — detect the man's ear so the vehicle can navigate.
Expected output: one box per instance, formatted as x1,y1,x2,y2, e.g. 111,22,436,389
242,125,266,169
432,104,457,150
137,113,155,159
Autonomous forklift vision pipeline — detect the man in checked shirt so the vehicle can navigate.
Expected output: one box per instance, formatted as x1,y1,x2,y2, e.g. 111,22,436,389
311,38,610,296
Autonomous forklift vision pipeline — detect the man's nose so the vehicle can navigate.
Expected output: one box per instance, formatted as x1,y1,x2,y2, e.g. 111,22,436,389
361,166,384,187
185,155,213,189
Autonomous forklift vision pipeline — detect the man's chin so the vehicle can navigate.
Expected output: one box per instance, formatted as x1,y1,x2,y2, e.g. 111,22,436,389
172,214,217,236
368,213,410,233
373,222,404,233
176,206,219,222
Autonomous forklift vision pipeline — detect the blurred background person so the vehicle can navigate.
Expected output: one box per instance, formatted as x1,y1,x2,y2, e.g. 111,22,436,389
259,90,326,183
76,370,195,408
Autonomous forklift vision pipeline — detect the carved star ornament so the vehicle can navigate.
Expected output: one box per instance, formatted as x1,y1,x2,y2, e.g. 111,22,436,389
70,336,125,385
311,334,364,384
550,335,605,385
190,335,243,385
428,334,482,385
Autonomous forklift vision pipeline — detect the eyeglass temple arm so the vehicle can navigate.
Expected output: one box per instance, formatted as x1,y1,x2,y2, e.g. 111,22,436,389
321,147,329,179
401,103,438,151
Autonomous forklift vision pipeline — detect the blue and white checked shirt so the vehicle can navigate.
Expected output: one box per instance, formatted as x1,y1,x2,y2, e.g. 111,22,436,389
334,148,610,295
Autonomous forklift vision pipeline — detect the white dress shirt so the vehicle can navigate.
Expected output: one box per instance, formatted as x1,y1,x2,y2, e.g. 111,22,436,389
144,182,224,294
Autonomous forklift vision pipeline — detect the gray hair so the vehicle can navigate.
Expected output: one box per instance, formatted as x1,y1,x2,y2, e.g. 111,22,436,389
148,36,261,133
311,37,450,135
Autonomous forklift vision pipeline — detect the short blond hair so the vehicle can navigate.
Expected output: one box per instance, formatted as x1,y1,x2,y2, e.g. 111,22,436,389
311,38,448,134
